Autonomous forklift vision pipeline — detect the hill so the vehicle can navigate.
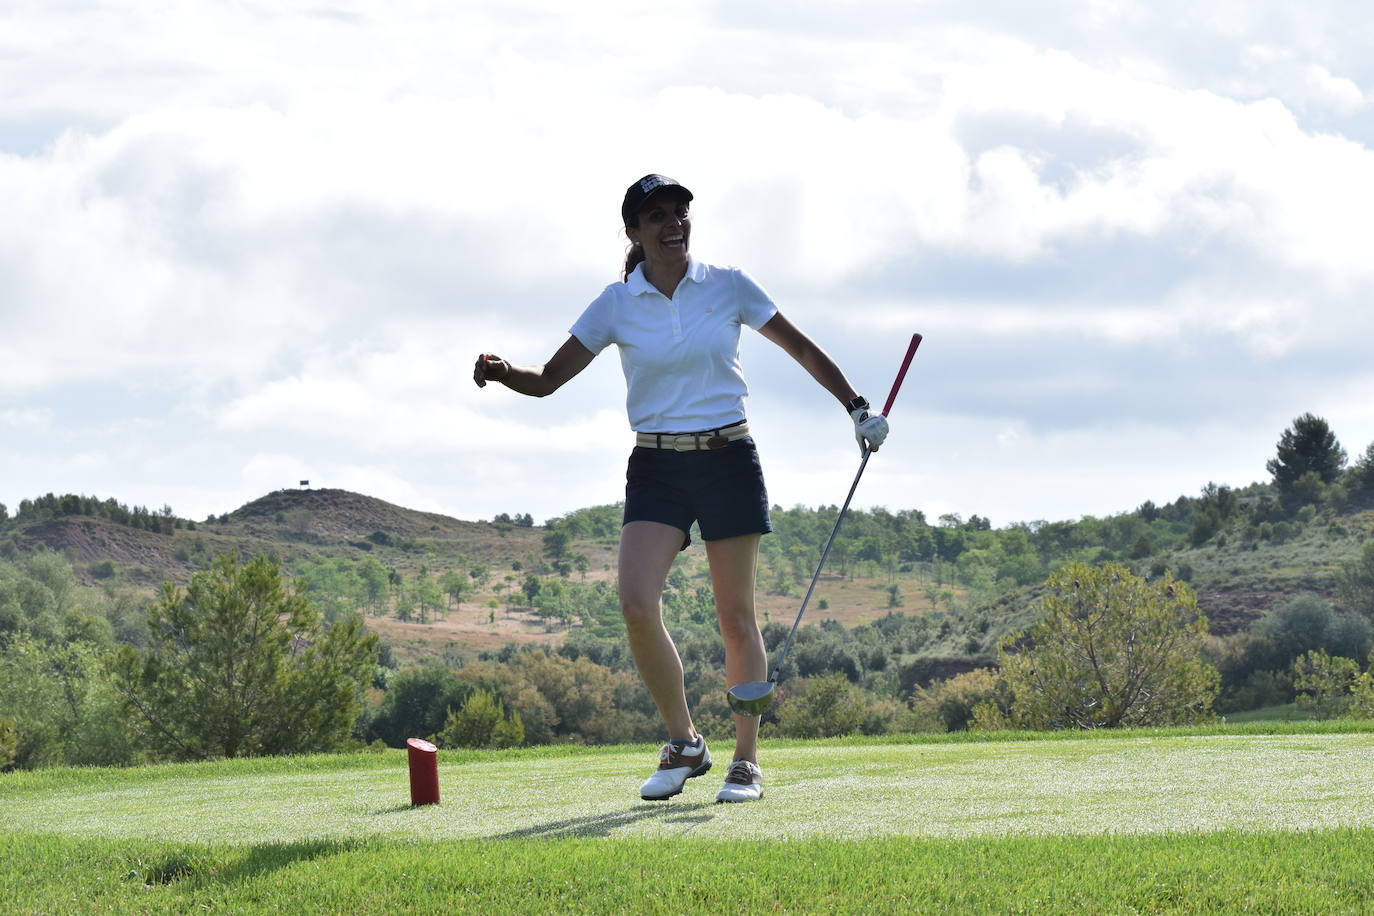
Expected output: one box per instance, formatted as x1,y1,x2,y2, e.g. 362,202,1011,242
3,484,1371,669
5,488,556,586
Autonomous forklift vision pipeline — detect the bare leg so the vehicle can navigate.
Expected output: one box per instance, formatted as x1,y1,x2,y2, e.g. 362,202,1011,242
705,532,766,763
619,520,696,740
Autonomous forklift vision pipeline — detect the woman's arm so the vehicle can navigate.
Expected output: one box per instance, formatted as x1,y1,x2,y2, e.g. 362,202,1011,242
473,335,596,397
758,311,890,452
756,311,860,409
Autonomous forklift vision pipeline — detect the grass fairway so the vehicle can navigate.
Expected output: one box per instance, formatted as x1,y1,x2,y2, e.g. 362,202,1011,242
5,725,1374,913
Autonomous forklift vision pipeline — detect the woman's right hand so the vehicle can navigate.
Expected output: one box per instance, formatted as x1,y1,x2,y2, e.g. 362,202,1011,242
473,353,510,388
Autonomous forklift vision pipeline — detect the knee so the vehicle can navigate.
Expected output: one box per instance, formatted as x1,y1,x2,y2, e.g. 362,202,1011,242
716,604,761,645
620,593,661,629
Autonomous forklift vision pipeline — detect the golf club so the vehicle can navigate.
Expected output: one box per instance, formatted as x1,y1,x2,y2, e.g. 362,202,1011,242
728,332,923,717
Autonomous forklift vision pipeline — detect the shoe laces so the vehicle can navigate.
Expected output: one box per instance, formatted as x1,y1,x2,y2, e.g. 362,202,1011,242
659,740,695,766
725,760,758,784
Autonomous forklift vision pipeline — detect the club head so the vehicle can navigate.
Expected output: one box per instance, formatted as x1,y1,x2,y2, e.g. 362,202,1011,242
726,680,776,717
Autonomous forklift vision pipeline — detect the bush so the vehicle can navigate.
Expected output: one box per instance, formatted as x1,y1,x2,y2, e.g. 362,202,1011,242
436,689,524,749
997,563,1219,729
774,672,869,738
1216,668,1291,714
0,716,17,770
1253,593,1372,668
366,665,470,747
1292,650,1360,719
1337,541,1374,626
913,668,1010,732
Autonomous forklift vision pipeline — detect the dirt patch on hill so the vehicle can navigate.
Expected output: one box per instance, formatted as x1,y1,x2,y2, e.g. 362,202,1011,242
18,518,194,585
1195,589,1288,635
364,608,570,664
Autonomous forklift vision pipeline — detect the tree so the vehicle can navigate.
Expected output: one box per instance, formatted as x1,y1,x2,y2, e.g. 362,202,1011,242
1346,442,1374,509
543,528,571,563
365,664,469,747
997,563,1219,729
441,570,472,612
0,634,135,769
410,568,444,622
521,574,542,606
1266,413,1347,511
115,553,378,759
358,557,389,615
436,689,524,749
1336,541,1374,627
1251,592,1371,669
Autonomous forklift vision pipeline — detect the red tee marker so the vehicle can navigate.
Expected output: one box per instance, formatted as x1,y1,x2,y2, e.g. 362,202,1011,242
406,738,440,806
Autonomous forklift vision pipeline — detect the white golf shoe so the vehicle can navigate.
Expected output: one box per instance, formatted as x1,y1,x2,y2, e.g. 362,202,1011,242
640,736,712,800
715,759,763,803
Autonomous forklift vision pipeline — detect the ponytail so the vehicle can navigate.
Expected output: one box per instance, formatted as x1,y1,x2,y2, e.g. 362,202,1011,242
622,242,645,282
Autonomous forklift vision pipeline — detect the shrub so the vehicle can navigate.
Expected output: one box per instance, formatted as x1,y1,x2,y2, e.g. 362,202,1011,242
997,563,1219,729
774,672,869,738
913,668,1011,732
436,689,524,749
1292,650,1360,719
1252,593,1372,668
0,716,17,770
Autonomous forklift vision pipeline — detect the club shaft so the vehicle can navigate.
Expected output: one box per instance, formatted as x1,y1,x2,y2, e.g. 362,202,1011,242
769,448,871,683
767,332,922,686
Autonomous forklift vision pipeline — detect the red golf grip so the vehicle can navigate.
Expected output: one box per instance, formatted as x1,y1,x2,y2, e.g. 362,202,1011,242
880,333,922,417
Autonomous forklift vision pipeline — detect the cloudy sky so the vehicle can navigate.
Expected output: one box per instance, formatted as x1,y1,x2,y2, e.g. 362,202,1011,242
3,0,1373,529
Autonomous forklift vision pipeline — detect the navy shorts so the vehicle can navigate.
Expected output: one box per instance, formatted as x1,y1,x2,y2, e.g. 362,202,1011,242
623,437,772,550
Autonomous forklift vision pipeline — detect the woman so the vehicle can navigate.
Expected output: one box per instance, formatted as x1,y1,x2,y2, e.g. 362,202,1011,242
473,174,889,803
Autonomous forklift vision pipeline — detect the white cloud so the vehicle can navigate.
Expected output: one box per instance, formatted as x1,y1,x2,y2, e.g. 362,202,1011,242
3,0,1373,527
1304,65,1368,114
0,408,53,429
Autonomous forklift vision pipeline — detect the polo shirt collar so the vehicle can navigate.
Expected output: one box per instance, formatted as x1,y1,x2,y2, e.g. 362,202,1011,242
627,257,706,296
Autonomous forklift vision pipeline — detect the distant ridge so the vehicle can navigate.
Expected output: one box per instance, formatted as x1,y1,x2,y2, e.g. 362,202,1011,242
227,488,488,541
8,488,533,586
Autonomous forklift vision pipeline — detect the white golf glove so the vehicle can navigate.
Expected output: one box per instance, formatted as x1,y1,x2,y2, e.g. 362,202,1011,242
850,398,889,453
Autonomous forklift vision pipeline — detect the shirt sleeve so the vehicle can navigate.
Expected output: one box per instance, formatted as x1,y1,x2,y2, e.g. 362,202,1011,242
569,285,617,355
732,268,780,330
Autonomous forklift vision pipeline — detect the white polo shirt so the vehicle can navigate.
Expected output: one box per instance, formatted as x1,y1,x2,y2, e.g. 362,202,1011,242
570,258,779,433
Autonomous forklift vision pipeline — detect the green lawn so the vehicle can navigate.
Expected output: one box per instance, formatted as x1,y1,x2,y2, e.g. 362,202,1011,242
5,725,1374,913
1223,702,1318,723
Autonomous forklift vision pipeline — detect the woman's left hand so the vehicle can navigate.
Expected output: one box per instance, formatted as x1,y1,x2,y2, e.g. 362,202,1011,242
852,408,890,453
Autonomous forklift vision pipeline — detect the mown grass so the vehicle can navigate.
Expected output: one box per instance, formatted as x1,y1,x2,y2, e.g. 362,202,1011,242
6,829,1374,914
6,723,1374,913
1223,703,1321,723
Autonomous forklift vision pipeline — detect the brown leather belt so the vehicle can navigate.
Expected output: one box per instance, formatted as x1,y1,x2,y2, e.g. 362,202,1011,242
635,421,750,451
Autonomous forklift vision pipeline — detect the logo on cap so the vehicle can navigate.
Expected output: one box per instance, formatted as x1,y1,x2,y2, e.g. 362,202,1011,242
640,175,669,193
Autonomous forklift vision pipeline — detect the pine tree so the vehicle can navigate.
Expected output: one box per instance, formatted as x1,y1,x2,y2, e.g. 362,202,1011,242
1266,413,1347,510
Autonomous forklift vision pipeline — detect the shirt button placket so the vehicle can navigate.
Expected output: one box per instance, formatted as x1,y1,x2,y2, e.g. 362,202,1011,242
668,301,682,340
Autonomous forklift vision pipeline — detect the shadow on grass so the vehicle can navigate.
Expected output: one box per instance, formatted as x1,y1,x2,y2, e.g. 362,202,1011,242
369,804,421,815
223,839,367,883
486,801,718,839
126,839,365,889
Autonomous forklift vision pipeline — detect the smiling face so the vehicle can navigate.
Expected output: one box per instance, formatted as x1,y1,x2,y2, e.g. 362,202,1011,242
626,189,692,276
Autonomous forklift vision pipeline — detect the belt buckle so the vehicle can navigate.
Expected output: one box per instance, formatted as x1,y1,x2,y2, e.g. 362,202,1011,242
672,435,698,452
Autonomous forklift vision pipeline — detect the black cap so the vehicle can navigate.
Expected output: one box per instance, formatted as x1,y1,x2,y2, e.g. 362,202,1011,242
621,174,693,226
